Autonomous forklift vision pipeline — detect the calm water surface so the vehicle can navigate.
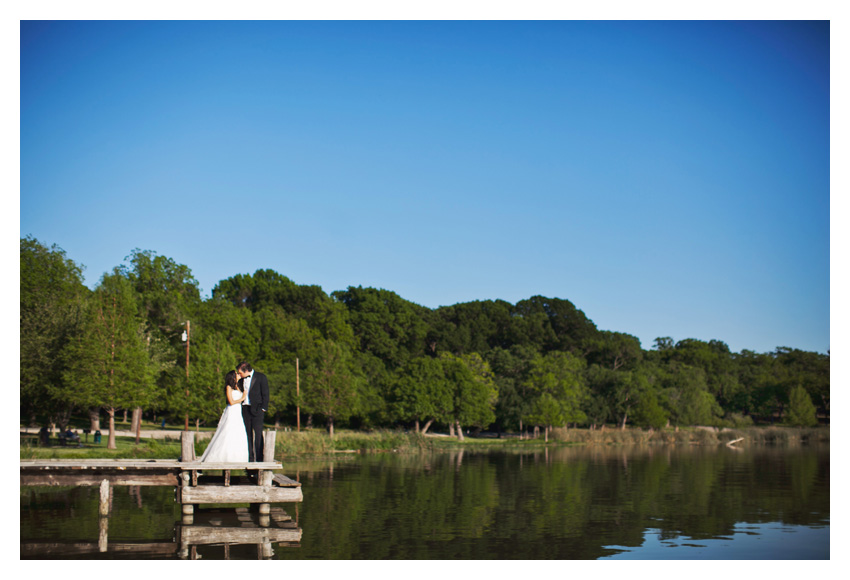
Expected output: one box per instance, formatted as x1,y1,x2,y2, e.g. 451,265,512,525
20,444,829,559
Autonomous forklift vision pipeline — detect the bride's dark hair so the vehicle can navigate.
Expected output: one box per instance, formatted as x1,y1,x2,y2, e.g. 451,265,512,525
224,370,240,398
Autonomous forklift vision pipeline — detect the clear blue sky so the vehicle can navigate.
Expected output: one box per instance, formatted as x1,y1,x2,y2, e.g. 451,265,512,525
19,20,830,355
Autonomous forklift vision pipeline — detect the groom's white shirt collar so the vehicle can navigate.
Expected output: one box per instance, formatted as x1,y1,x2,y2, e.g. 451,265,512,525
242,370,254,404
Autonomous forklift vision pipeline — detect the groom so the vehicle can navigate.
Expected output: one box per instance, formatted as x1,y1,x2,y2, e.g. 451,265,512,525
237,362,269,463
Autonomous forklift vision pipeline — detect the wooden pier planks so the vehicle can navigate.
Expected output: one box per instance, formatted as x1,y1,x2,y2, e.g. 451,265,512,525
20,460,184,486
272,473,301,487
20,431,303,513
20,459,283,487
180,483,303,505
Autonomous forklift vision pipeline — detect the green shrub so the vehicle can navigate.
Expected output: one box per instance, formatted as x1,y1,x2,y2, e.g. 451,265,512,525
717,413,755,428
784,385,818,427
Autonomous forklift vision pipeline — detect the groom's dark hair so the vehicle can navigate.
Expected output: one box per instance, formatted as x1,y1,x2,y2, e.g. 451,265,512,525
238,362,253,373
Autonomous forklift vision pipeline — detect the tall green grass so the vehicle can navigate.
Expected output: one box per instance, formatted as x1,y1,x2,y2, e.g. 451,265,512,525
274,429,431,457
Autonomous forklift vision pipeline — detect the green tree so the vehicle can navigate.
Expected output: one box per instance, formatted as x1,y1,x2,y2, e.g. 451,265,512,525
512,296,598,353
20,236,88,427
195,296,261,363
214,269,355,346
630,383,668,429
667,338,742,412
120,249,202,428
431,299,515,354
333,286,431,369
582,331,646,429
774,347,829,423
442,353,499,439
184,327,237,428
63,270,157,448
302,339,358,438
486,344,536,433
653,336,674,352
663,363,722,427
784,385,817,427
351,350,393,427
121,249,201,335
525,393,564,441
587,363,665,429
253,305,323,425
391,356,452,433
735,349,774,419
523,351,588,434
584,331,643,371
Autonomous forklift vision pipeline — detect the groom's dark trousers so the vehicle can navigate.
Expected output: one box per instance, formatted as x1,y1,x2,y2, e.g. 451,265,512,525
241,371,270,462
242,405,264,462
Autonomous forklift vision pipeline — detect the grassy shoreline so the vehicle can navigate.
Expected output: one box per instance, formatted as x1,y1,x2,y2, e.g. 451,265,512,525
20,425,828,460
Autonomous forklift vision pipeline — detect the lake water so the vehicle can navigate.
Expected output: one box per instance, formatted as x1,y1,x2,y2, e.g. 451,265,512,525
20,443,829,560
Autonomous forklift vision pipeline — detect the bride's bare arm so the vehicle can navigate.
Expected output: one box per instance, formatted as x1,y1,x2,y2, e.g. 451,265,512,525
226,386,246,405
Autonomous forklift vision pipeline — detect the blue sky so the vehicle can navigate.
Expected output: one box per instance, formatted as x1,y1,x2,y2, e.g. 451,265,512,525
19,20,830,355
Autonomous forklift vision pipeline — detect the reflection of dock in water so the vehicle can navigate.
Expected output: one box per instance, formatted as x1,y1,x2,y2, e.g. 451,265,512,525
21,506,301,559
177,507,302,559
20,538,177,559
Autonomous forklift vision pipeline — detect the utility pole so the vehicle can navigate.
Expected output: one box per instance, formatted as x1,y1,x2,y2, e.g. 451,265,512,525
182,321,190,431
296,357,300,432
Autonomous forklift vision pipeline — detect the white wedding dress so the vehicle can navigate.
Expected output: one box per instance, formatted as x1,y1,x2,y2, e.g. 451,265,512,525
200,398,249,463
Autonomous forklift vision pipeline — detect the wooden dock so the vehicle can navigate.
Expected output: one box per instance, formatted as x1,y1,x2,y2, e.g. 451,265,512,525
21,431,304,558
20,431,303,516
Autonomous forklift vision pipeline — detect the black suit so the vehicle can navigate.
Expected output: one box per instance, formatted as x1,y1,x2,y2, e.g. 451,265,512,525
240,371,269,462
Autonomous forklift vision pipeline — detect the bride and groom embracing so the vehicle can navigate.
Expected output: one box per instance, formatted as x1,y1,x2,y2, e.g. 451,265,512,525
199,362,270,464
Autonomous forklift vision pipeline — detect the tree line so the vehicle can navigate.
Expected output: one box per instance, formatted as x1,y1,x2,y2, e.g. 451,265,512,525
21,236,828,446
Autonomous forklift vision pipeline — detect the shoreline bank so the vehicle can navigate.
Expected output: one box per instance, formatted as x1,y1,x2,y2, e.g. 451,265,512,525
21,425,828,461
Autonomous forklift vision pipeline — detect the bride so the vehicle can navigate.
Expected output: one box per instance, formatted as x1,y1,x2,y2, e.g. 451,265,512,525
199,370,249,463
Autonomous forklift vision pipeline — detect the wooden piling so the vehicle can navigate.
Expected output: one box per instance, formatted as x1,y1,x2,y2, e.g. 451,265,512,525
263,430,276,462
258,430,277,514
181,431,195,462
180,471,193,515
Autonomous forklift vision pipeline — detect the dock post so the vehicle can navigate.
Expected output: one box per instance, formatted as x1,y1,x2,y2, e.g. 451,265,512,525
263,430,276,463
258,430,277,515
180,432,196,517
181,431,196,462
180,471,194,516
